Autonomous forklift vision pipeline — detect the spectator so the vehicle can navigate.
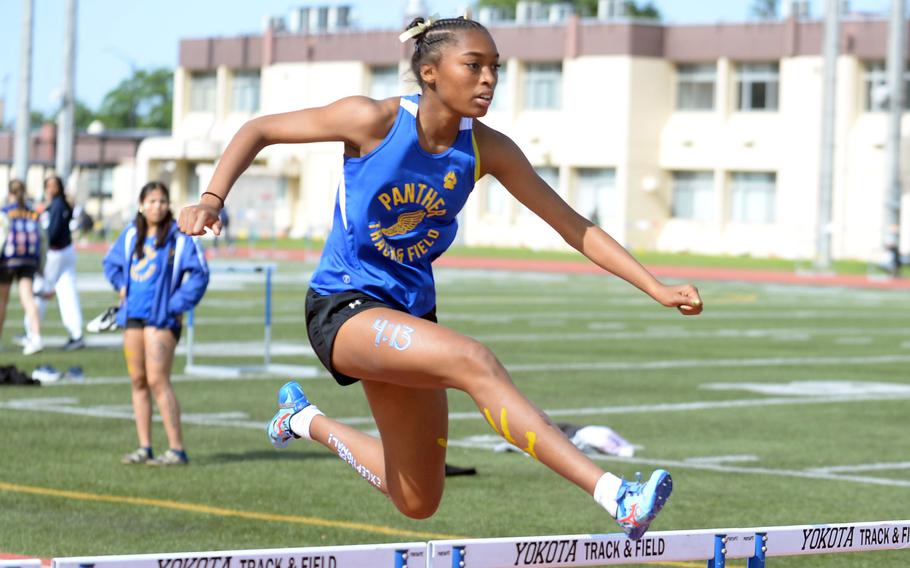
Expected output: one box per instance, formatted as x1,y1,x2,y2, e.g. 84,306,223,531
27,176,85,351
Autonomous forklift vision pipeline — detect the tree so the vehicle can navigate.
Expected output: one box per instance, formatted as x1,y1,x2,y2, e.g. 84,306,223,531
74,100,95,130
624,1,660,19
751,0,779,19
95,67,173,130
29,110,49,128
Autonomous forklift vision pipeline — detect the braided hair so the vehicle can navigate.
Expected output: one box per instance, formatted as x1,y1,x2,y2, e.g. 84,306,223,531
404,16,489,89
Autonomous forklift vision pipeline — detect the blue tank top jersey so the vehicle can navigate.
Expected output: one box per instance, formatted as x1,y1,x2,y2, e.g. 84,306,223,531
309,94,479,315
1,204,41,268
127,237,161,319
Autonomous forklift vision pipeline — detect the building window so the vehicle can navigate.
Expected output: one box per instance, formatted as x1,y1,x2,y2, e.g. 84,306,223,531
189,72,217,113
730,172,776,223
490,61,509,111
369,65,400,100
676,63,716,110
523,62,562,110
671,171,714,221
519,166,559,217
231,71,260,113
574,168,616,225
862,61,910,111
81,166,114,198
735,63,779,111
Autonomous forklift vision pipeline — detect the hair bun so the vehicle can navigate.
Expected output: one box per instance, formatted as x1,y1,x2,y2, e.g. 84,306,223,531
399,15,437,43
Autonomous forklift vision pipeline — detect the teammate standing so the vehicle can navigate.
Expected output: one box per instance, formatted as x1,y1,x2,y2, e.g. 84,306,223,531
178,16,702,538
104,182,209,466
31,176,85,351
1,180,44,355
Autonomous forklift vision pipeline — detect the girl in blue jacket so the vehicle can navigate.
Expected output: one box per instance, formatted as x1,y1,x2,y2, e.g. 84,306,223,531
103,181,209,466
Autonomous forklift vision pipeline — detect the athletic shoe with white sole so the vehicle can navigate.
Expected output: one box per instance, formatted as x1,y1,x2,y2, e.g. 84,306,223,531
121,447,153,464
146,449,189,466
32,365,63,384
614,469,673,540
267,381,311,449
62,336,85,351
22,338,43,356
86,306,119,333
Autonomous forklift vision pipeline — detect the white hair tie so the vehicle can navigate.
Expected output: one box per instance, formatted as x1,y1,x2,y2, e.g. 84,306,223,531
399,14,439,43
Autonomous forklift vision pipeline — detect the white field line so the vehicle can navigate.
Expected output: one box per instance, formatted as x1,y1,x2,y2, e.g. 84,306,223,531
471,327,909,343
334,392,910,425
448,438,910,489
807,462,910,474
25,353,910,385
437,310,910,322
507,354,910,373
5,395,909,488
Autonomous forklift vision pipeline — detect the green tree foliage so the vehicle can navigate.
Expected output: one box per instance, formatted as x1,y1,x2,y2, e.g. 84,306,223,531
74,100,95,130
751,0,779,19
95,67,172,130
29,110,49,128
476,0,660,20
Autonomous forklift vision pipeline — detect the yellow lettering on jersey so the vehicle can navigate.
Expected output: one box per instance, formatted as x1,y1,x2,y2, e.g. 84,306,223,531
392,186,405,207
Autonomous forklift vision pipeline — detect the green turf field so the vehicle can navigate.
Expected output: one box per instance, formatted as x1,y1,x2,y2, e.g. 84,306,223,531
1,251,908,567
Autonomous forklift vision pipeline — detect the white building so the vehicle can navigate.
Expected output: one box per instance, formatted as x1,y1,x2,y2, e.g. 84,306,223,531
134,6,910,261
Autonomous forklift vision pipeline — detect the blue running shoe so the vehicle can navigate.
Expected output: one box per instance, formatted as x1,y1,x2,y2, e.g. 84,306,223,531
267,381,311,449
614,469,673,540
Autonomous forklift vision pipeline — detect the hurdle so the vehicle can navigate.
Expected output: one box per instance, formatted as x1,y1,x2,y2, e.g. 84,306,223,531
52,542,428,567
428,519,910,567
183,263,318,378
0,560,41,568
43,520,909,567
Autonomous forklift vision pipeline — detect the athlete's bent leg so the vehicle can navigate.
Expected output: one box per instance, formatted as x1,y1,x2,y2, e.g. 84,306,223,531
331,308,672,536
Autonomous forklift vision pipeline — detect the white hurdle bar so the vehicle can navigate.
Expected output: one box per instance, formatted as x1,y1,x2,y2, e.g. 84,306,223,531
52,542,428,568
429,519,910,567
0,560,42,567
43,520,910,568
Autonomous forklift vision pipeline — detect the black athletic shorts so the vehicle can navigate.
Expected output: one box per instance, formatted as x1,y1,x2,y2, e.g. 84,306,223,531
126,318,182,343
305,287,437,386
0,265,37,284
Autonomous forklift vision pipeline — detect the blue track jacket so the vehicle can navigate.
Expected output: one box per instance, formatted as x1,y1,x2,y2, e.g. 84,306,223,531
103,220,209,329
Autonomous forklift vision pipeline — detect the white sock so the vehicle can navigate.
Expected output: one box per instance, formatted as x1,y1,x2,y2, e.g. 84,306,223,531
593,472,623,517
288,405,324,440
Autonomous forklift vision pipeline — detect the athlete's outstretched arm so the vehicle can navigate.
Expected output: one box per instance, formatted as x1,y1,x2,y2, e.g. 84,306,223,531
178,96,397,236
474,122,703,314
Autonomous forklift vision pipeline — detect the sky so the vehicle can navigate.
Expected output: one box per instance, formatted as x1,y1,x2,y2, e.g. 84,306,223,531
0,0,891,123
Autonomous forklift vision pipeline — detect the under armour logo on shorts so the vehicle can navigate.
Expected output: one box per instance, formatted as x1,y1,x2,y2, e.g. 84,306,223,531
348,300,363,310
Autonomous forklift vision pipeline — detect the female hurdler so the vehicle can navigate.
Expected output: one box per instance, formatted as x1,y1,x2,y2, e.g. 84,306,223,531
178,16,703,539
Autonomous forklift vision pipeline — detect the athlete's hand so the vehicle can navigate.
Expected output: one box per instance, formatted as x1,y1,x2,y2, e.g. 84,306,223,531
178,202,222,236
655,283,703,316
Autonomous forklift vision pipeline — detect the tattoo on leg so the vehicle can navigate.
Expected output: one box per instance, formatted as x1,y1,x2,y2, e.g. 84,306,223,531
327,433,383,489
483,407,539,460
371,318,415,351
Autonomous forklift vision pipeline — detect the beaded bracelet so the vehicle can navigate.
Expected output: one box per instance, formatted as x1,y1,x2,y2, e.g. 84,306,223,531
201,191,225,209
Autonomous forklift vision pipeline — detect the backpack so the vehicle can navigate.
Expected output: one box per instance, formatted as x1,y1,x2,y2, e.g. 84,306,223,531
0,365,40,386
0,205,41,268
